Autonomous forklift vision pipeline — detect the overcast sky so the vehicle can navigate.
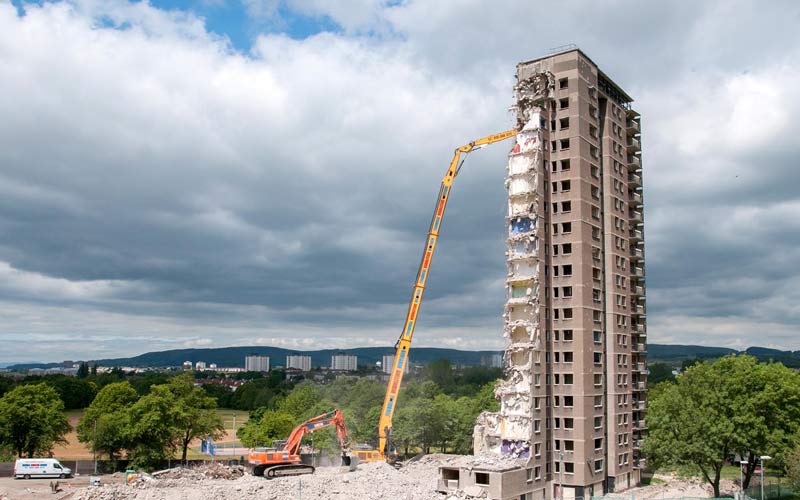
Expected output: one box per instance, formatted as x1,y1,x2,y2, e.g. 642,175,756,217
1,0,799,363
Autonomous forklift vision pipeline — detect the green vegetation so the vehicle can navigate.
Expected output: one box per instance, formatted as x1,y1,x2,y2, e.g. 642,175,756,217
0,357,497,466
236,365,499,457
646,355,800,497
0,383,72,458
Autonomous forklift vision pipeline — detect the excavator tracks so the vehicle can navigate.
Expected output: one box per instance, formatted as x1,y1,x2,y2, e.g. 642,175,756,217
263,464,315,478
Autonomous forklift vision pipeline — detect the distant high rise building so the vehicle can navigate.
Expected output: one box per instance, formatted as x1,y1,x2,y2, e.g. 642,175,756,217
331,354,358,371
382,354,410,375
285,354,312,372
182,361,193,370
480,353,504,368
245,355,270,372
195,361,206,370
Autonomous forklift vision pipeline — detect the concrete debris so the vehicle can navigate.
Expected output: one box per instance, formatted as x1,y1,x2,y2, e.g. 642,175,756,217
473,70,554,460
150,463,245,480
71,460,448,500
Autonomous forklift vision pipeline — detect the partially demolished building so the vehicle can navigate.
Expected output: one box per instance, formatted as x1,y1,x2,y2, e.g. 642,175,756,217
440,48,647,500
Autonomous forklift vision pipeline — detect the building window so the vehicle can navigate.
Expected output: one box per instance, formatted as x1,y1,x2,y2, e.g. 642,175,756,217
594,352,602,364
563,329,573,341
564,418,574,430
561,180,571,191
561,201,572,212
527,468,534,482
563,351,573,362
475,472,490,485
563,308,573,319
560,138,570,150
595,460,604,473
559,77,568,89
563,374,574,385
564,395,574,407
594,395,603,408
562,243,572,254
560,117,570,129
564,462,575,474
535,442,542,458
594,374,603,386
594,416,603,429
562,265,572,276
564,440,574,451
562,222,572,233
535,466,541,480
561,159,571,171
595,438,603,450
559,97,569,109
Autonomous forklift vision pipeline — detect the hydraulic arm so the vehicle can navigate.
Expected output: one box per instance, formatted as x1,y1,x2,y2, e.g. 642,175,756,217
248,409,353,478
375,129,518,462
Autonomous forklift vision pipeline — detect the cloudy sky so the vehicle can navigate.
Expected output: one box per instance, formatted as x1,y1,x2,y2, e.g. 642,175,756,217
1,0,799,363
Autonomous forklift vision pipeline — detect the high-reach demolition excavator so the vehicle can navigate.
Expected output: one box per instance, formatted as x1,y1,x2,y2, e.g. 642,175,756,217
353,129,520,464
248,409,354,478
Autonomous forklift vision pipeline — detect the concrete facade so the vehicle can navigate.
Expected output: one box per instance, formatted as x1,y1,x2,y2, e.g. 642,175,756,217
382,354,410,375
285,354,312,372
245,355,270,372
331,354,358,371
444,48,647,500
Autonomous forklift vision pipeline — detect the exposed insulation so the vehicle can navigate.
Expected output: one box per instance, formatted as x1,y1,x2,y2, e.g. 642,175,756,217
473,71,553,460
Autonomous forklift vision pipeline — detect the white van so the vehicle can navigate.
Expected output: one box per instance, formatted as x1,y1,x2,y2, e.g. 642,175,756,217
13,458,73,479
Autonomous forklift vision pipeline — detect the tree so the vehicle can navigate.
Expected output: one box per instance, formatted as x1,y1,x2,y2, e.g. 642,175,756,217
77,382,138,460
647,362,675,384
77,362,89,379
126,384,180,468
423,359,454,392
787,444,800,492
645,355,800,496
237,409,295,448
166,376,225,463
278,384,321,421
44,375,97,410
0,383,71,458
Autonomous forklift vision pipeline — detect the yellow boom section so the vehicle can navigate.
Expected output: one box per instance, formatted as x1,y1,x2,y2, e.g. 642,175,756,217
376,129,518,461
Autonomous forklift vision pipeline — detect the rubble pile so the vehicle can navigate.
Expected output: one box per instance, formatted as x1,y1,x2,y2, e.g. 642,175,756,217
151,463,246,480
72,460,446,500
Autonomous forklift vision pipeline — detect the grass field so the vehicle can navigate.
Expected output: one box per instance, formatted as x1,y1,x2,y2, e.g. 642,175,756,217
53,409,250,460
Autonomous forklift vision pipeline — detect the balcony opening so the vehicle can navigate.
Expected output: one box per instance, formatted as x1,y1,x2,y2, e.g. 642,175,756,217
561,201,572,212
510,325,529,344
559,97,569,109
561,180,571,191
560,138,570,150
559,78,568,89
560,117,570,129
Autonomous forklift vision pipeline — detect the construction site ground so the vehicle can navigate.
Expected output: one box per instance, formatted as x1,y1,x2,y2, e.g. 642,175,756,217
0,458,740,500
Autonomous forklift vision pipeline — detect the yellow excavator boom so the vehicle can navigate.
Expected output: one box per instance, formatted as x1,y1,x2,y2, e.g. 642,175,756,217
366,129,518,462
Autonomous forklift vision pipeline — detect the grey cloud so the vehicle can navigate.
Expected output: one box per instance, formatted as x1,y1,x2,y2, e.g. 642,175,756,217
0,0,799,362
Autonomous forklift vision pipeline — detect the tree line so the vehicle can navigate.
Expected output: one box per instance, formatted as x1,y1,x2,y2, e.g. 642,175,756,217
0,375,225,468
0,359,499,466
645,355,800,497
237,361,500,457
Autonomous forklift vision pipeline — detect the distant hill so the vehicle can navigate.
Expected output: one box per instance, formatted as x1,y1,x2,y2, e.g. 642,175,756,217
8,346,503,370
8,343,800,370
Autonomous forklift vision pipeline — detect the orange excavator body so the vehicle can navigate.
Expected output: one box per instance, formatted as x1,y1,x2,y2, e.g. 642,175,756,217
248,409,354,478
